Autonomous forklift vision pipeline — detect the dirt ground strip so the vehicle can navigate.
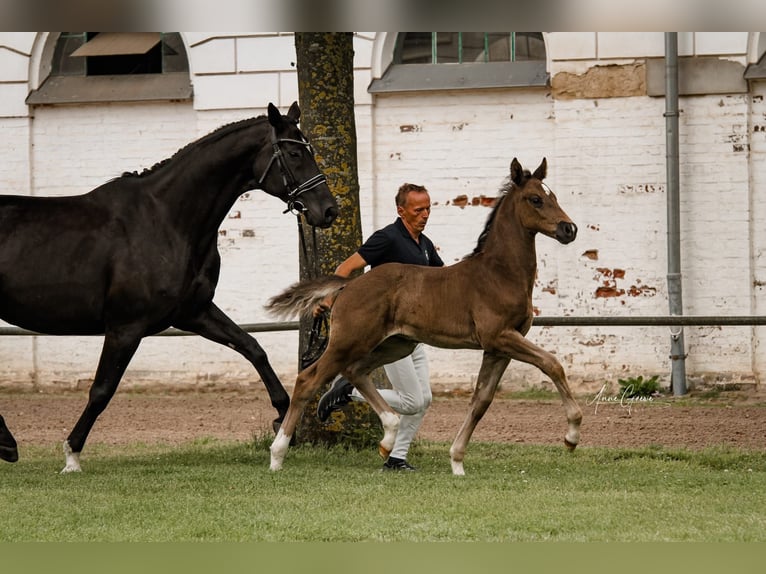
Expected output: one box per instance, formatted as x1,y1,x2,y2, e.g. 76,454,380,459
2,386,765,452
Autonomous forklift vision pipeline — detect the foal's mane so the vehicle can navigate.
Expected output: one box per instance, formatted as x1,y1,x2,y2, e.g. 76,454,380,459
467,170,531,257
120,115,268,179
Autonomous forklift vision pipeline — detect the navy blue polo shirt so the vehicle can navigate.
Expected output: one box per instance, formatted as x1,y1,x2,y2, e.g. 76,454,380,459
358,218,444,269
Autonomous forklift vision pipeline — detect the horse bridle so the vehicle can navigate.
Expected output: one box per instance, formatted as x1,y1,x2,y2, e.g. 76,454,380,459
257,123,324,283
257,126,328,216
257,126,331,365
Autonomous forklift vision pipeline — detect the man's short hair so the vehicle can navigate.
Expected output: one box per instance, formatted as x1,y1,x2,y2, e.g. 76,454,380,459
395,183,428,207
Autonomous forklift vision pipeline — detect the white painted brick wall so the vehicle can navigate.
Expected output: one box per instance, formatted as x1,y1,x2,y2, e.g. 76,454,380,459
0,32,764,395
0,118,30,192
368,88,762,391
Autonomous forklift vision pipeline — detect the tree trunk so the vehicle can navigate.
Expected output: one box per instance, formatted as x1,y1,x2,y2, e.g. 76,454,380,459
294,32,382,446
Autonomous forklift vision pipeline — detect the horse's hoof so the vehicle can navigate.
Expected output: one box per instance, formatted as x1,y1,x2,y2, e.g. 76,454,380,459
0,445,19,463
378,444,391,459
0,416,18,462
564,438,578,451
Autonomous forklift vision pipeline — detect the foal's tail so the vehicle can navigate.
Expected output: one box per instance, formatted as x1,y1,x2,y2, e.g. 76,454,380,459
265,275,351,319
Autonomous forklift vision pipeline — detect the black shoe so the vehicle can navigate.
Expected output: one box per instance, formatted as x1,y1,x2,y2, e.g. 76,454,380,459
316,376,353,422
382,456,416,472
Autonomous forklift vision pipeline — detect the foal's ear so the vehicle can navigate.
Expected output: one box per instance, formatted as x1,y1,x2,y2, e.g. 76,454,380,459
267,103,283,127
532,158,547,181
287,101,301,122
510,158,524,187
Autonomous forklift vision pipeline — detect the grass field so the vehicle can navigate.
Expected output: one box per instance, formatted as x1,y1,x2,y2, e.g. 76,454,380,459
2,436,764,543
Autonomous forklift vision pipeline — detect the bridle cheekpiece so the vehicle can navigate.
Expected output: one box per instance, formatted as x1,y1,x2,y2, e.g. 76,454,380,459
257,125,328,215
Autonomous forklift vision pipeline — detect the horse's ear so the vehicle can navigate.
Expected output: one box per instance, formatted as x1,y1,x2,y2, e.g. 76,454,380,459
532,157,547,181
510,158,524,187
267,103,283,127
287,101,301,122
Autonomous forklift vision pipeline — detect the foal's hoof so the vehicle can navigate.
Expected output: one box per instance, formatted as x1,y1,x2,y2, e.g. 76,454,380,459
378,444,391,459
0,445,19,463
564,438,578,451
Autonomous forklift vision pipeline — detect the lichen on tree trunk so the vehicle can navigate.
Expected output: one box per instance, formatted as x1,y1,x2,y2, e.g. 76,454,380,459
293,33,382,446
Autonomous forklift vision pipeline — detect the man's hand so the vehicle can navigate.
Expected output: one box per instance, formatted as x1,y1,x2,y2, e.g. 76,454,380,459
312,295,334,317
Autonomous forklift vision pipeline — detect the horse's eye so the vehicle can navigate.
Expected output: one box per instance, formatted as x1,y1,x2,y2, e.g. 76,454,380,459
288,150,302,158
528,195,543,208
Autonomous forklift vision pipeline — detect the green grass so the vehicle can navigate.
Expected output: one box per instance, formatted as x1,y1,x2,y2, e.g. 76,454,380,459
2,437,765,542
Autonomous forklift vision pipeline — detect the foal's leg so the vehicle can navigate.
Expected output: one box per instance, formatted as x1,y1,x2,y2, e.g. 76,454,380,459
449,352,510,476
270,367,400,469
345,372,400,460
175,303,290,432
499,330,582,449
64,328,142,473
269,359,339,471
0,415,19,463
345,338,417,459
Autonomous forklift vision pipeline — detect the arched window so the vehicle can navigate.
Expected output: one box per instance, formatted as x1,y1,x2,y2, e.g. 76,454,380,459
396,32,545,64
369,32,548,93
27,32,192,105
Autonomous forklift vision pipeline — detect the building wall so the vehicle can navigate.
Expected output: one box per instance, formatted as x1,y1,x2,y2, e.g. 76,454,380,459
0,31,763,394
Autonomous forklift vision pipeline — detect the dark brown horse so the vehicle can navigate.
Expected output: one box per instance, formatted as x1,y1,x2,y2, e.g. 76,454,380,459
0,102,338,471
266,157,581,475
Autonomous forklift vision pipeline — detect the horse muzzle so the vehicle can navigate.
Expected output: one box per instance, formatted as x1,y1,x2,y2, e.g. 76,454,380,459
297,189,338,228
289,200,338,229
555,221,577,244
286,176,339,228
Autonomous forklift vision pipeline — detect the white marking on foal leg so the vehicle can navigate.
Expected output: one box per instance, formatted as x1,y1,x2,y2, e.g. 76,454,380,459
269,429,291,471
378,412,399,459
449,445,466,476
450,459,465,476
61,441,82,473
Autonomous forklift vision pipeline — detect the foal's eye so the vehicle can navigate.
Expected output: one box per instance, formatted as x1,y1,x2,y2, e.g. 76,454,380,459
288,150,302,158
528,195,544,208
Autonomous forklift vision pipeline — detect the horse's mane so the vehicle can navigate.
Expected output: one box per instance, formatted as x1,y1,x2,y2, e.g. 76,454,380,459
466,170,532,258
119,115,268,179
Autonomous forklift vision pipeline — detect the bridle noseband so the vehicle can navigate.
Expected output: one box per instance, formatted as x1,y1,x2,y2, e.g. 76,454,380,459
257,125,328,215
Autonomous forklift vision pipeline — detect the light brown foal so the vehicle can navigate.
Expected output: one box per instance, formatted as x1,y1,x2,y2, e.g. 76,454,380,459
267,157,582,475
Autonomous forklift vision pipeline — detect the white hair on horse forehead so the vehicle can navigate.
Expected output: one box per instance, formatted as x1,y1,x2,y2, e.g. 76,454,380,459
541,182,553,196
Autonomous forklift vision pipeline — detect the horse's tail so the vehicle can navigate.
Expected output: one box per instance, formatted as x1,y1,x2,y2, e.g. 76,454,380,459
265,275,351,319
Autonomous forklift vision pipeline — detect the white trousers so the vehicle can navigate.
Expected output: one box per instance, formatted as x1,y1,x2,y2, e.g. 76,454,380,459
350,343,432,460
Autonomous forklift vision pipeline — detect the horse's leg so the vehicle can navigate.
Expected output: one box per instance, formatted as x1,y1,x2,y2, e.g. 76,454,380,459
63,329,142,473
449,352,510,476
175,303,290,432
498,329,583,450
270,360,339,471
0,415,19,463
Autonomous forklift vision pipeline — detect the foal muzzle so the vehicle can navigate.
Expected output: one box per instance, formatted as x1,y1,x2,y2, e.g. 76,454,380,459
556,221,578,244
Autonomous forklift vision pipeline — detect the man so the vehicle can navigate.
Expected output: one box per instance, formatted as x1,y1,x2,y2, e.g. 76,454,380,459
316,183,444,471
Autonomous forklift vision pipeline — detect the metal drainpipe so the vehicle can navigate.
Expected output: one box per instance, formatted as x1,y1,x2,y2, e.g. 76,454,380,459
665,32,687,395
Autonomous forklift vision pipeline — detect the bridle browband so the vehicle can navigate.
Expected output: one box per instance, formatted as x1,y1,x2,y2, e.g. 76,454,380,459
257,125,328,215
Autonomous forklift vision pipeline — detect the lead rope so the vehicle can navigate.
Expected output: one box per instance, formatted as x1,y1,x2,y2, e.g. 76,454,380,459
298,215,330,369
